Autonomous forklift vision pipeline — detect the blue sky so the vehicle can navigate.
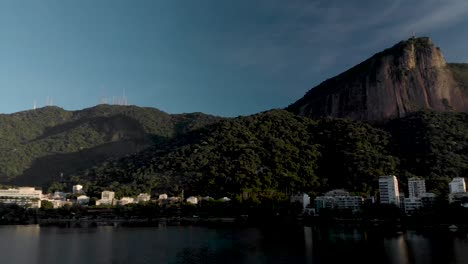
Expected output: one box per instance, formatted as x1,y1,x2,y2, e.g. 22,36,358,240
1,0,468,116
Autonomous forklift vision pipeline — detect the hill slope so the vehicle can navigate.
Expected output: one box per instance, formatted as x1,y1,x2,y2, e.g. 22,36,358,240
287,37,468,121
69,110,468,200
0,105,222,185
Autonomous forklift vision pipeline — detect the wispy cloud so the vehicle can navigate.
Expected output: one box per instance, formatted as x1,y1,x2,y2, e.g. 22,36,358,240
224,0,468,75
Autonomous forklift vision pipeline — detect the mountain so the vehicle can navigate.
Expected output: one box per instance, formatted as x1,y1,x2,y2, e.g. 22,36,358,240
287,37,468,121
70,110,398,199
69,109,468,200
0,105,222,185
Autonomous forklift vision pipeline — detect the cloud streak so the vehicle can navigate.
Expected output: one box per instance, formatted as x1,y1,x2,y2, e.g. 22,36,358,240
224,0,468,75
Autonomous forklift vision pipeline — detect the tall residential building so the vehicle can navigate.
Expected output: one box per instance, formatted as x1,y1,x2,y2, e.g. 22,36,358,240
379,175,400,206
408,177,426,198
449,178,466,194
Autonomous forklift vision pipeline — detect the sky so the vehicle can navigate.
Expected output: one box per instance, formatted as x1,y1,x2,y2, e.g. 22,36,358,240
1,0,468,117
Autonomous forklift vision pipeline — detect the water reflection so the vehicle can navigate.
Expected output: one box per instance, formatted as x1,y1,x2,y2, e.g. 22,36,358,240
0,225,466,264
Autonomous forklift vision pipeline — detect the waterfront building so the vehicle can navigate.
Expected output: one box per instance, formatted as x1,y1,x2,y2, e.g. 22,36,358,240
379,175,400,206
0,187,42,208
449,178,466,194
314,189,363,213
158,194,168,200
290,193,311,211
408,177,426,198
53,192,67,200
45,199,72,209
72,185,83,194
420,193,437,208
137,193,151,202
76,195,90,206
186,196,198,205
118,197,135,206
96,191,115,206
403,197,423,214
449,192,468,204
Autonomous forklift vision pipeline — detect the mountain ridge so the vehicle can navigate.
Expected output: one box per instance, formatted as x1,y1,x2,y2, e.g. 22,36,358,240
0,104,223,184
287,37,468,121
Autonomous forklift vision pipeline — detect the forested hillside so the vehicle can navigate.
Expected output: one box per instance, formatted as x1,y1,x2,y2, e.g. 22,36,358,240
0,105,221,184
69,110,468,200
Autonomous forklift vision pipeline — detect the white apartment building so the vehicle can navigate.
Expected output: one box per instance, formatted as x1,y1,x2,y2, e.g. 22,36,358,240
72,185,83,194
403,197,423,214
77,195,90,206
159,194,168,200
137,193,151,202
449,178,466,194
379,175,400,206
408,177,426,198
0,187,42,208
314,189,363,213
290,193,311,210
118,197,135,206
96,191,115,206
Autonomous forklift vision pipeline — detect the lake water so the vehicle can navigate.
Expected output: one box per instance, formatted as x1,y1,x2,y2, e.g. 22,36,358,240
0,225,467,264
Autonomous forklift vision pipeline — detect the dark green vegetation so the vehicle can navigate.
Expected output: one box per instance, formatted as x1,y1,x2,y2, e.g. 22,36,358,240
63,110,468,202
0,105,221,185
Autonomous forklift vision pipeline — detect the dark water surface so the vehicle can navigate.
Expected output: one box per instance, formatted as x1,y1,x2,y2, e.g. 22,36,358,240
0,225,467,264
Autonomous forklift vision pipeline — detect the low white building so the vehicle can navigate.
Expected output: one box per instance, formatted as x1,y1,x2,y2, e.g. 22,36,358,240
186,196,198,205
137,193,151,203
72,185,83,194
53,191,67,200
118,197,135,206
158,194,168,200
96,191,115,206
449,192,468,204
314,189,363,213
76,195,90,206
0,187,42,208
290,193,311,211
43,199,72,209
403,197,423,214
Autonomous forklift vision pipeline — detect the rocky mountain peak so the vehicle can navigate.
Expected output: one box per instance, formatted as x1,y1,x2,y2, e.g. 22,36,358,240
287,37,468,121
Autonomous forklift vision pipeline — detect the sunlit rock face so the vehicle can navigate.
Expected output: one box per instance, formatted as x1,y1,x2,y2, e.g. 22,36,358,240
288,37,468,121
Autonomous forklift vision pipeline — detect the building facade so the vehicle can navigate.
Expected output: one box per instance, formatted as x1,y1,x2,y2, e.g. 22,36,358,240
408,177,426,198
0,187,42,208
96,191,115,206
137,193,151,203
314,189,363,213
379,175,400,206
77,195,90,206
449,178,466,194
403,197,423,214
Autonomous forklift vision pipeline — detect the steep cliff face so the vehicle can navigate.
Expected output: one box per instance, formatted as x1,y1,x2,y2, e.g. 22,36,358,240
287,37,468,121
